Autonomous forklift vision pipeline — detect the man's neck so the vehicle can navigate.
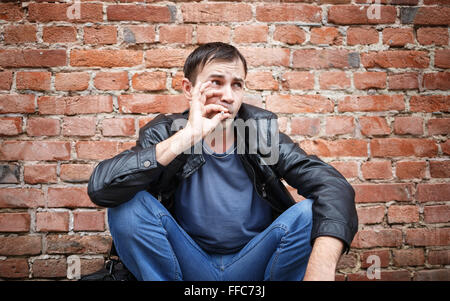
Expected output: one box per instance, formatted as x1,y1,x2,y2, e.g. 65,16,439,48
204,121,235,154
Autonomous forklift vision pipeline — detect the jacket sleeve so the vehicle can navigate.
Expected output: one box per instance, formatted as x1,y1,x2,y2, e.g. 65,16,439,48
87,116,170,208
275,132,358,253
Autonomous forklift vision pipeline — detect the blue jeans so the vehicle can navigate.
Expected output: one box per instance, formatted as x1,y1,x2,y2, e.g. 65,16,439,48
108,190,313,281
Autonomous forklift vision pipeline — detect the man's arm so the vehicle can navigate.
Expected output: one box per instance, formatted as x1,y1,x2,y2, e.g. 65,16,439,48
303,236,344,281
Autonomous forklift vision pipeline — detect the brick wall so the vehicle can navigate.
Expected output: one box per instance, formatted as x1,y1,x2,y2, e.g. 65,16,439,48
0,0,448,281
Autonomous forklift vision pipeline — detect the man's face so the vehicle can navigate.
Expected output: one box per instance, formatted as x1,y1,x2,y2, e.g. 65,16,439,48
187,59,246,121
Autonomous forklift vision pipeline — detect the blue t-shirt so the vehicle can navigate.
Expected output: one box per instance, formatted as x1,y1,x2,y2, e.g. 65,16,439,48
174,140,272,254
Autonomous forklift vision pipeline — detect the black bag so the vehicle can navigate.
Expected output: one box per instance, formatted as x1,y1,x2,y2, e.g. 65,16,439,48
79,243,136,281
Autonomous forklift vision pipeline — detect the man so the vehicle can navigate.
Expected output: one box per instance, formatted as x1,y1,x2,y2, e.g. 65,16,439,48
88,42,358,281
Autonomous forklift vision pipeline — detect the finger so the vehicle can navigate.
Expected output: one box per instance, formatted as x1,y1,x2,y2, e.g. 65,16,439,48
204,104,229,115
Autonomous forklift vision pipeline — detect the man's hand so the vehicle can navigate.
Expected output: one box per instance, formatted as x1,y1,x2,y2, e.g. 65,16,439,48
155,80,230,166
303,236,344,281
184,80,231,144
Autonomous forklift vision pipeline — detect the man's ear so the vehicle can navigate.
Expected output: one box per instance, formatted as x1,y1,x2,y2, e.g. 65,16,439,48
182,78,193,100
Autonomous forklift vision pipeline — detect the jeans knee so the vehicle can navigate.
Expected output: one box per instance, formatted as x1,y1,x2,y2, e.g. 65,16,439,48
108,190,160,236
281,198,313,232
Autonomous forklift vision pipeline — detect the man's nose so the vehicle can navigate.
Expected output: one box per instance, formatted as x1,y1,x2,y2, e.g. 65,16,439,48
221,84,234,104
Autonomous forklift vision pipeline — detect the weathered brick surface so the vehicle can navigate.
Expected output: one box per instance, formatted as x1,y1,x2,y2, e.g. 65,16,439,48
0,0,448,281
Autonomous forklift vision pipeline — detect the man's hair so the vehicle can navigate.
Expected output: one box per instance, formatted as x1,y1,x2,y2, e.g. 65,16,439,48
183,42,248,86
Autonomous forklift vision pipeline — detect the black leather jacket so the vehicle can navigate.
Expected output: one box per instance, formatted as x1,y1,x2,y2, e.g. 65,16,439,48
88,103,358,252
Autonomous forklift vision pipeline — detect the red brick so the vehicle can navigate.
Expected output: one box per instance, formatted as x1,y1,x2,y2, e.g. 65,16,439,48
159,25,193,44
359,116,390,136
329,161,358,179
46,235,111,255
388,72,419,90
393,116,423,135
406,228,450,246
338,95,404,112
71,49,142,67
393,249,425,267
182,3,252,22
171,71,184,91
43,26,77,43
55,72,90,91
36,211,69,232
256,4,321,23
442,140,450,155
3,24,37,44
0,49,66,68
325,116,354,135
416,183,450,203
361,249,390,268
80,258,105,277
371,138,438,157
361,51,429,68
266,95,333,114
145,49,191,68
245,72,278,91
429,160,450,178
47,187,95,208
0,117,22,136
0,258,29,279
83,25,117,45
94,71,129,91
361,161,392,179
388,205,419,223
417,27,449,46
382,28,414,46
28,3,102,23
240,47,290,67
0,3,24,21
281,72,315,90
32,259,66,278
434,49,450,69
0,71,13,90
411,95,450,113
423,72,450,90
337,253,357,270
347,27,379,45
101,118,135,137
26,117,60,136
0,141,71,161
428,250,450,265
119,94,189,114
352,229,402,248
38,95,113,115
403,7,450,25
131,71,166,91
299,139,368,157
197,26,231,44
273,25,306,45
396,161,426,179
75,141,119,160
291,117,320,136
73,211,105,231
424,205,450,223
353,183,413,203
293,49,354,69
0,188,44,208
356,206,385,224
234,25,268,44
328,5,396,24
60,164,94,183
107,5,171,22
24,164,57,184
354,72,387,90
62,116,96,137
0,213,30,232
319,72,351,90
123,25,156,44
414,269,450,281
16,71,51,91
310,27,342,45
0,236,41,255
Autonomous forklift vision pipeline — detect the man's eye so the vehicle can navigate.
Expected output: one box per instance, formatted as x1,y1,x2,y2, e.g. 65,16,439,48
212,80,221,86
233,82,243,88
